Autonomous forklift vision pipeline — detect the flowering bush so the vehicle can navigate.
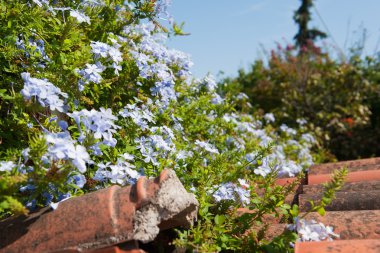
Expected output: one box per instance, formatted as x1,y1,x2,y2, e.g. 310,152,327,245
0,1,339,252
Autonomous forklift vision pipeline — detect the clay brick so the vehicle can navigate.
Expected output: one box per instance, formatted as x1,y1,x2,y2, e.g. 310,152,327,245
302,180,380,194
301,210,380,240
275,177,298,186
53,241,145,253
262,224,288,241
0,169,198,253
56,246,146,253
299,190,380,211
87,246,145,253
295,239,380,253
308,169,380,185
309,157,380,175
246,223,288,241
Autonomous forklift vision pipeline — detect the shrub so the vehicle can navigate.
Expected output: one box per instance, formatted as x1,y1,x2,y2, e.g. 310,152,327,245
0,1,330,252
224,43,378,160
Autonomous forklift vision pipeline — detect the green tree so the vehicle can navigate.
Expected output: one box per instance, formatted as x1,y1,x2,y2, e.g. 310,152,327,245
293,0,327,52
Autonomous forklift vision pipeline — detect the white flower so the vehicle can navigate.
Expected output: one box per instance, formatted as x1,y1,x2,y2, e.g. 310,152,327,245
195,140,219,154
301,133,316,144
94,159,141,185
264,113,275,123
50,195,71,210
70,10,91,24
290,218,340,242
254,157,272,177
297,118,307,126
32,0,49,7
280,124,297,136
0,161,15,172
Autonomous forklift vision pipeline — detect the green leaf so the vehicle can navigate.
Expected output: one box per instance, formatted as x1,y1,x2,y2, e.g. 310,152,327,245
317,207,326,216
214,214,225,225
289,204,299,217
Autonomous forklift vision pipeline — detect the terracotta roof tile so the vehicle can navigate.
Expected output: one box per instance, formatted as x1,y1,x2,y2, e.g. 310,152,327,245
2,156,380,252
299,190,380,211
309,157,380,175
0,169,198,253
302,210,380,240
302,180,380,194
295,239,380,253
308,169,380,184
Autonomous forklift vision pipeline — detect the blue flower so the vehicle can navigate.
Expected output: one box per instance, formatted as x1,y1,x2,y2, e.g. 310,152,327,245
68,108,120,148
280,124,297,136
213,181,250,205
45,132,91,173
142,147,159,166
20,73,68,112
58,120,68,131
69,174,87,188
19,184,36,192
119,103,155,130
32,0,49,7
108,46,122,63
25,199,36,211
57,192,71,202
42,191,54,205
91,41,110,58
94,160,140,185
211,94,224,105
79,63,105,84
213,183,235,202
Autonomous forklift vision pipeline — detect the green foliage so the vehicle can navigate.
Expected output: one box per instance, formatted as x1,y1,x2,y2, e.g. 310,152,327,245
224,44,378,161
293,0,326,51
300,167,347,218
0,1,335,252
0,174,28,218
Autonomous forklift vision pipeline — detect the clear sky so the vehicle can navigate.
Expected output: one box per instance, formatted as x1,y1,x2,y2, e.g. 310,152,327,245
166,0,380,79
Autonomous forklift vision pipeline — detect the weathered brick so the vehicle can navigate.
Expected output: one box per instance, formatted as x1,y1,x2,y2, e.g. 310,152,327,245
0,169,198,253
295,239,380,253
299,190,380,211
309,157,380,175
301,210,380,240
302,180,380,194
308,169,380,185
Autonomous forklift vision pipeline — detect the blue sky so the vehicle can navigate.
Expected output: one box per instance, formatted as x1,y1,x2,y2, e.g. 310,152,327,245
166,0,380,79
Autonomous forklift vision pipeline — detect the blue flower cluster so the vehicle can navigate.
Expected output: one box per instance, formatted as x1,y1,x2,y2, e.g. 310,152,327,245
44,132,91,173
212,179,250,206
21,73,68,112
125,22,193,105
68,108,120,150
2,0,319,219
94,153,140,185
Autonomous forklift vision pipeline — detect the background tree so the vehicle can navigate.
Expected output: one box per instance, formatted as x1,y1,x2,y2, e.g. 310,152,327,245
293,0,327,52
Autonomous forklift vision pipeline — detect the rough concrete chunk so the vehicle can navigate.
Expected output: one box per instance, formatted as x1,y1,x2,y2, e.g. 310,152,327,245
133,169,199,243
